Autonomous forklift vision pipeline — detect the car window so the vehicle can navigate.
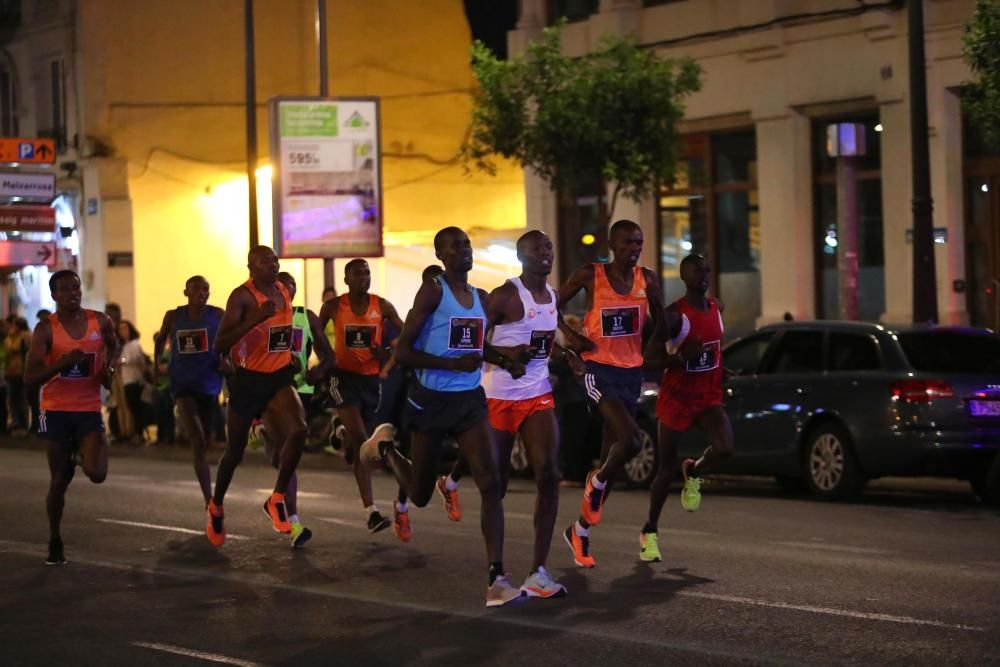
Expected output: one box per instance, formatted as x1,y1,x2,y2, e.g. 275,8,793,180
762,330,824,375
898,332,1000,373
828,332,881,371
723,332,774,376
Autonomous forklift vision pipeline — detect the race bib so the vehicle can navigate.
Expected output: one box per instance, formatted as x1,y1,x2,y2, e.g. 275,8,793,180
529,330,556,360
686,340,721,373
291,327,305,353
61,352,96,379
345,324,375,349
268,325,293,353
176,328,209,355
448,317,484,350
601,306,639,337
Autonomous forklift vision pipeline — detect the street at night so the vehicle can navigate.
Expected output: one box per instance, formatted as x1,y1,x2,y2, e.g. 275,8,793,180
2,445,998,666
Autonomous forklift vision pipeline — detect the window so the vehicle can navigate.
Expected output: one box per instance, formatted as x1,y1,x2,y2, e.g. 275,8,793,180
659,129,760,339
0,68,16,137
723,331,774,376
548,0,598,22
898,332,1000,373
50,58,67,150
813,114,884,321
827,332,881,371
556,178,604,314
763,330,824,374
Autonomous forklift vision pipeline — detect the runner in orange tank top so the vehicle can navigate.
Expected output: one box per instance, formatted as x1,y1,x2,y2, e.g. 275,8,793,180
24,270,120,565
206,245,310,549
556,220,663,568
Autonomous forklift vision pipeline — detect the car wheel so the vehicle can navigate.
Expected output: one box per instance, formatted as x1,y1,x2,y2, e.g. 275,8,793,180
624,418,659,488
802,423,863,501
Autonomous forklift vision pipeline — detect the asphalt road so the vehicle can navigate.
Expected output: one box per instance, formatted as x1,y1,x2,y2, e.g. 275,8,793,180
1,443,998,666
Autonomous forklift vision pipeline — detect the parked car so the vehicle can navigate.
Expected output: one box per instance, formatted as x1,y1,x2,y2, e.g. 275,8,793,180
623,321,1000,505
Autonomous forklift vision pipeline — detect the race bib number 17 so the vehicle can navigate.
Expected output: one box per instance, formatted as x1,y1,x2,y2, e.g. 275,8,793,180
600,306,639,338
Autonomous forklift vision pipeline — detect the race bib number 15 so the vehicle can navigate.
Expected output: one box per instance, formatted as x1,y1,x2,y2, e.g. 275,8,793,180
449,317,484,351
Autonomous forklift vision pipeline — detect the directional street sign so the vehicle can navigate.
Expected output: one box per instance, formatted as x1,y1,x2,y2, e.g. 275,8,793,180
0,138,56,165
0,240,58,268
0,171,56,202
0,205,56,233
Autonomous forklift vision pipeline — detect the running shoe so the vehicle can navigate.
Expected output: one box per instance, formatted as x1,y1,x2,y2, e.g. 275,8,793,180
435,476,462,522
639,531,661,562
367,511,391,534
46,536,66,566
580,470,606,526
263,492,292,534
681,459,702,512
358,423,395,465
290,521,312,549
563,524,595,568
486,575,525,607
206,500,225,547
392,501,411,543
520,566,567,599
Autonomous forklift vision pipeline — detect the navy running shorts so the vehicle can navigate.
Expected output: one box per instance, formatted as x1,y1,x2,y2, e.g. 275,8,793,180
38,410,104,447
582,360,643,416
404,382,487,439
329,370,382,426
227,366,295,419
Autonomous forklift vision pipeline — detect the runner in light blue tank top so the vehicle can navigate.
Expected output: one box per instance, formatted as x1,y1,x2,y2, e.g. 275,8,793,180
414,274,487,392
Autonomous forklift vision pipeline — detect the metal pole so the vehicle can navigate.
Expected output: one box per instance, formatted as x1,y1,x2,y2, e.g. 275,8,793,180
909,0,937,322
318,0,335,290
245,0,259,248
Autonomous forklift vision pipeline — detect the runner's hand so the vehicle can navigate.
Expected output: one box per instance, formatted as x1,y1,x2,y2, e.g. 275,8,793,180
451,353,483,373
254,300,277,323
60,348,87,368
370,344,390,362
305,365,326,386
565,349,585,377
505,359,527,380
96,364,113,390
679,336,705,364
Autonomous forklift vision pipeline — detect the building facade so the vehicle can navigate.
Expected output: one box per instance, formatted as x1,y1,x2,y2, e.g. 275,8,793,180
511,0,998,338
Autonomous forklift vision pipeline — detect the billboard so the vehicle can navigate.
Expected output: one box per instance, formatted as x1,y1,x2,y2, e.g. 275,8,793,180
268,97,383,258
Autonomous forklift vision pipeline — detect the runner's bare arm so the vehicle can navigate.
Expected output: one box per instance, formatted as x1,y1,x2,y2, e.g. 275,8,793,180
642,267,665,335
644,305,684,371
380,298,404,337
317,297,337,332
305,308,334,384
96,312,121,388
395,279,479,372
213,286,270,354
481,285,528,378
23,320,69,387
152,309,176,385
557,265,596,352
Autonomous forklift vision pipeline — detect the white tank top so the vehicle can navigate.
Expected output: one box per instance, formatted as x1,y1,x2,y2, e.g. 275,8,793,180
483,277,557,401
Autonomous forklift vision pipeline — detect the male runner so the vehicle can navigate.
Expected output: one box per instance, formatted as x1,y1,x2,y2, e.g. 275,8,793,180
25,270,120,564
153,276,224,506
559,219,663,568
206,246,309,548
438,230,573,598
641,253,734,561
359,227,527,607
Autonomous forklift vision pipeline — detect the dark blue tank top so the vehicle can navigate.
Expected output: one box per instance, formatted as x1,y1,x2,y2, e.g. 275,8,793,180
168,305,224,396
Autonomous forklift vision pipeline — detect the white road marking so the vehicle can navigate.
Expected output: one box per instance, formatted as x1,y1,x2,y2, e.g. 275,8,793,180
255,488,331,499
132,642,266,667
97,519,250,540
775,541,888,555
317,517,362,528
678,591,984,632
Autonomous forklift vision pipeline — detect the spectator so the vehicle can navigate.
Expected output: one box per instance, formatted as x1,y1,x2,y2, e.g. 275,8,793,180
4,317,30,435
117,320,148,444
0,319,8,435
153,342,175,445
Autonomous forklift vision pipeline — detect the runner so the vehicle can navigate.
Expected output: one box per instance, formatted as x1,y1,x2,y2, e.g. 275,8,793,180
359,227,527,607
558,219,663,568
641,253,734,561
438,230,573,598
24,270,120,565
318,259,404,534
206,245,309,548
152,275,225,506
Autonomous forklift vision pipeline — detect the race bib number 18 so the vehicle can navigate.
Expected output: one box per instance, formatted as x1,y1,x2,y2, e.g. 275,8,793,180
601,306,639,338
687,340,721,373
268,325,293,353
449,317,484,351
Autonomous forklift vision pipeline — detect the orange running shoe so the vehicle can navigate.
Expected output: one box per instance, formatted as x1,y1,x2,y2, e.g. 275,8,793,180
206,500,225,547
579,470,606,526
435,476,462,522
393,501,412,543
563,524,595,568
263,492,292,534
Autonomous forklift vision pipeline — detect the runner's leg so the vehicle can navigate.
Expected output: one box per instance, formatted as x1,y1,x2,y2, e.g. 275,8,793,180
519,409,559,572
644,422,681,534
689,406,734,475
176,396,211,505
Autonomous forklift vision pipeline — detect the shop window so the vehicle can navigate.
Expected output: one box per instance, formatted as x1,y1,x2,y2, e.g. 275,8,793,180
548,0,598,22
0,68,16,137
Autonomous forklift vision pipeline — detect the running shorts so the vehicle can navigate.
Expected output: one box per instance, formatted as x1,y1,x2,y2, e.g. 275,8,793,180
404,382,487,438
487,393,555,433
582,361,643,416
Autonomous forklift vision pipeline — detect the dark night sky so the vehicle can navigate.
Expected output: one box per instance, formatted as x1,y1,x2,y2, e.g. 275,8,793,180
463,0,519,59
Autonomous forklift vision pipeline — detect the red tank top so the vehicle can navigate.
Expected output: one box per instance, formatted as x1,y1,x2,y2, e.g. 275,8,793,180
334,294,383,376
581,264,649,368
658,296,725,402
233,279,293,373
41,309,105,412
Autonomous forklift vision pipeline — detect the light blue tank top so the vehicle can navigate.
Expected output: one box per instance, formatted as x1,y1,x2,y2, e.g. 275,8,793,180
415,275,486,392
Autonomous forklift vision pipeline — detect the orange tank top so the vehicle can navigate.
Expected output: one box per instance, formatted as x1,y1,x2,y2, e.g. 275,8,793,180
41,309,105,412
581,264,649,368
233,279,293,373
334,294,383,376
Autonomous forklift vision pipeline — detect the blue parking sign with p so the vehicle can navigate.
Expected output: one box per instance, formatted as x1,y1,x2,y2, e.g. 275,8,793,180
18,143,34,160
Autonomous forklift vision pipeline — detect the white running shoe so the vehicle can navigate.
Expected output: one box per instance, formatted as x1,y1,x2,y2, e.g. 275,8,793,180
520,566,567,599
486,575,525,608
359,423,395,464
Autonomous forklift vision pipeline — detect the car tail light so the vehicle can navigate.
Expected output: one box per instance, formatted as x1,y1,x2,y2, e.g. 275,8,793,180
890,379,954,403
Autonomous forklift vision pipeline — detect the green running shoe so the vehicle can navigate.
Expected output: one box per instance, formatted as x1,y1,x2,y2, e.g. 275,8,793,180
290,521,312,549
639,532,661,562
681,459,702,512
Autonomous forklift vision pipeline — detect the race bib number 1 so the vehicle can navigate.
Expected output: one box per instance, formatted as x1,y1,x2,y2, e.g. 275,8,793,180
61,352,96,379
268,325,293,353
600,306,639,337
176,328,209,354
687,340,721,373
449,317,484,350
529,330,556,359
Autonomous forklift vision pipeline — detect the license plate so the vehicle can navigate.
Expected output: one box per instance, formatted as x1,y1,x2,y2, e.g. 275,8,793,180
969,400,1000,417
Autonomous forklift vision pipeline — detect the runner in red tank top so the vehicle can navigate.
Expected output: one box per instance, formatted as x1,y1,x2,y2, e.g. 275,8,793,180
641,254,735,561
24,270,120,565
206,245,310,548
557,220,663,568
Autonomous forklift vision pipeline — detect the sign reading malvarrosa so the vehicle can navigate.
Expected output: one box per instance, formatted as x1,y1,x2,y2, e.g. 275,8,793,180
0,172,56,201
268,97,383,259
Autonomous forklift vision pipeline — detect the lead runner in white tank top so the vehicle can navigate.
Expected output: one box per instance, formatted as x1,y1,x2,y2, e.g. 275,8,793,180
482,277,558,401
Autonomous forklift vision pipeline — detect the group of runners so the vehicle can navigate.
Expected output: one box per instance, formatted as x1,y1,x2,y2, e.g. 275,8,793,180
29,220,734,608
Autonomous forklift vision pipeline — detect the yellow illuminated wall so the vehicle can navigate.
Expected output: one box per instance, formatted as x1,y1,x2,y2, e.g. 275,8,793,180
78,0,526,340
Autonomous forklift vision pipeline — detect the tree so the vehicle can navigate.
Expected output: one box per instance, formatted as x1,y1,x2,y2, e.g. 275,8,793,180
963,0,1000,150
463,21,701,258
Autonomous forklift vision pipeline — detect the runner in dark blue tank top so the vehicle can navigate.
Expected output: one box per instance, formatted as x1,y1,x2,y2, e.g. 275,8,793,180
153,275,225,505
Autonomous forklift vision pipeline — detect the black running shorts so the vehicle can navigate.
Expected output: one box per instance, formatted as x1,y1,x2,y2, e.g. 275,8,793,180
404,382,487,439
228,366,295,419
330,370,381,425
38,410,104,446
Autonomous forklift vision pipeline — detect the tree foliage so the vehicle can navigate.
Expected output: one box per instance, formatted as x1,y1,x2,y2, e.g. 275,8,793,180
464,21,701,223
963,0,1000,149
